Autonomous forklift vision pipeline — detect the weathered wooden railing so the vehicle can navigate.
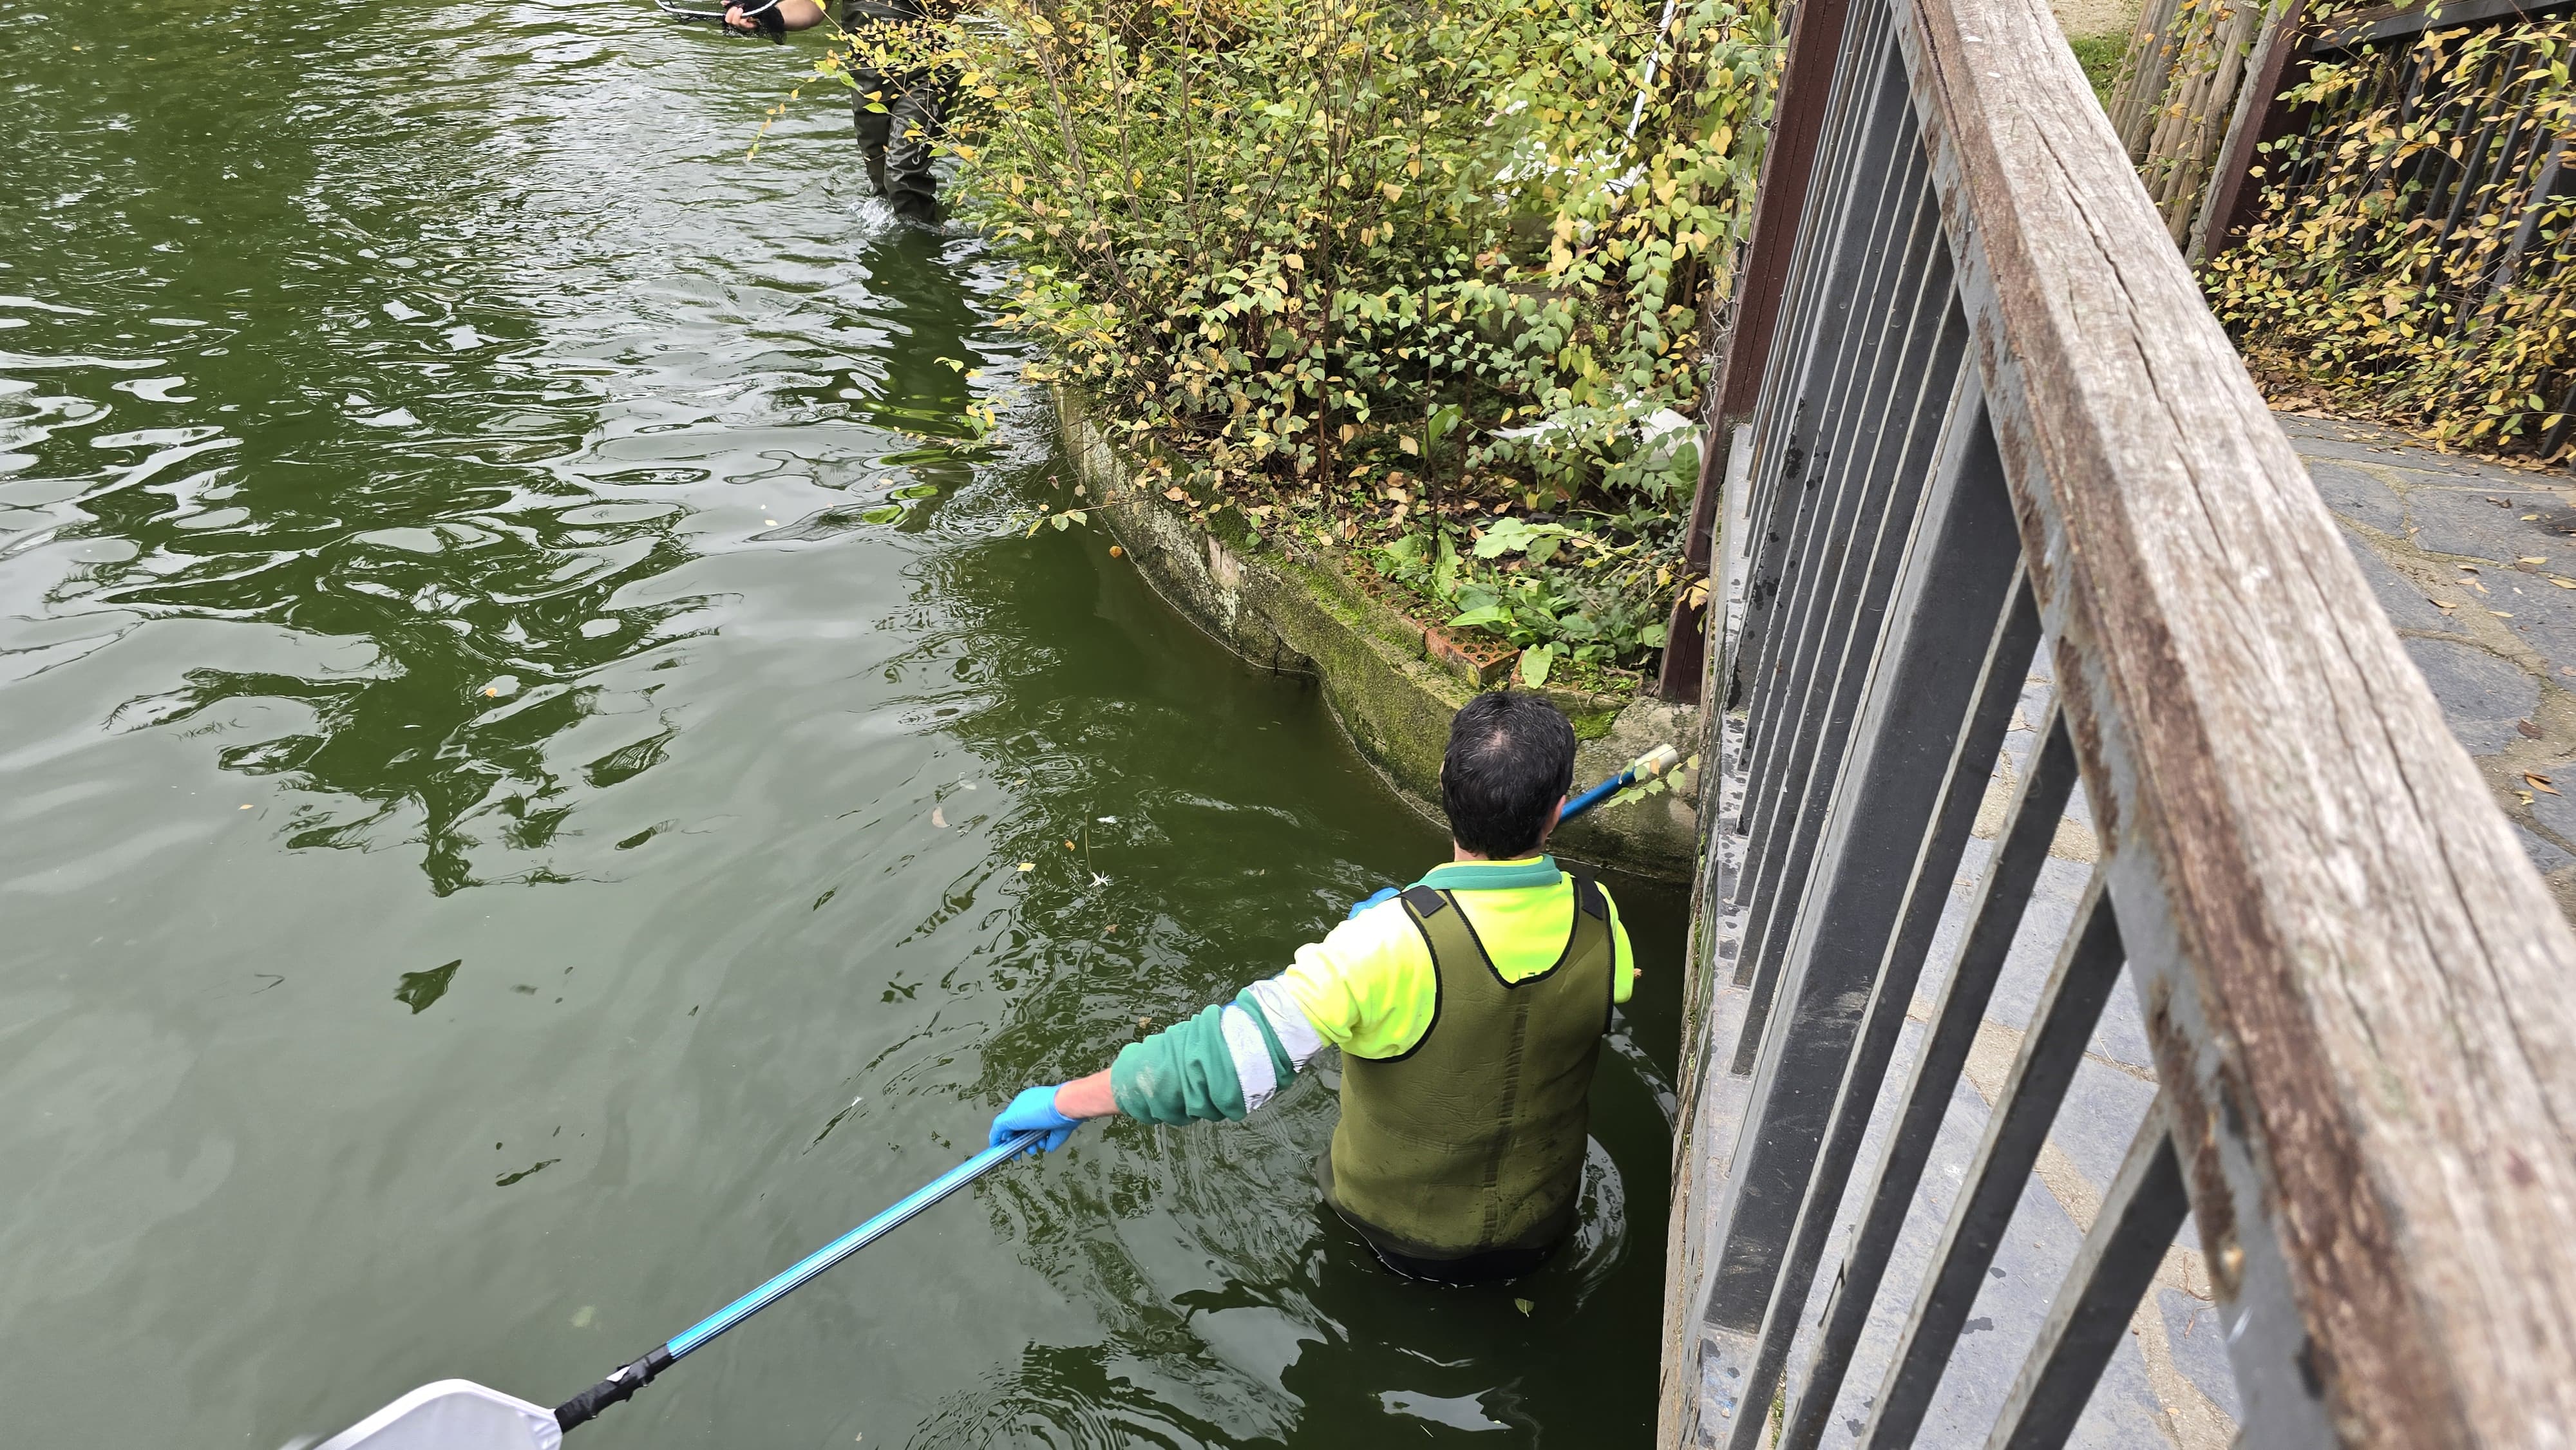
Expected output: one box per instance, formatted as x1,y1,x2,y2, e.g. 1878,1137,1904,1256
1655,0,2576,1438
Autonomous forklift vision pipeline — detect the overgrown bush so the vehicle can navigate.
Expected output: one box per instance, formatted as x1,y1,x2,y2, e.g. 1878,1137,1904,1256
2203,17,2576,460
853,0,1774,679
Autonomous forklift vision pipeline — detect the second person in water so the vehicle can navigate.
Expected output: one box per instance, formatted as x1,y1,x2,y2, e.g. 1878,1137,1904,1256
724,0,952,223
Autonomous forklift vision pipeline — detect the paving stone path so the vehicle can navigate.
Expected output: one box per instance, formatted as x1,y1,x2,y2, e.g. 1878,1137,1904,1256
2277,414,2576,918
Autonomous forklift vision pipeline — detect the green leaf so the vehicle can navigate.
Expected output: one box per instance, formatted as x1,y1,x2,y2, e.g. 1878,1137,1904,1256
1448,603,1511,630
1519,641,1557,686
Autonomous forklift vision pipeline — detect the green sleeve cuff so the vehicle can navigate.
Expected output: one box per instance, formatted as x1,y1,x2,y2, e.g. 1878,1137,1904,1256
1110,1002,1248,1125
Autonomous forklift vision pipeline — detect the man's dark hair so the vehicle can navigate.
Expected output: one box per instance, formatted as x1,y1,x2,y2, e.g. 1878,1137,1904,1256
1441,691,1578,858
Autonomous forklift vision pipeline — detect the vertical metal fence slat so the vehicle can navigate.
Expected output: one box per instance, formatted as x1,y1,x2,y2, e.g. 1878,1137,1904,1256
1722,565,2043,1450
1982,1096,2190,1450
1781,704,2083,1450
1731,247,1967,1055
1689,335,2008,1436
1734,120,1949,948
1736,144,1930,835
1732,11,1906,724
1734,44,1926,858
1741,0,1898,540
1732,178,1953,1007
1735,191,1927,902
1730,10,1909,711
1858,876,2128,1449
1735,138,1946,869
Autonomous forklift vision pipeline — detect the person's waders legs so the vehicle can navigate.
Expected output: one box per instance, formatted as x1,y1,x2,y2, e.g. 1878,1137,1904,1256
852,66,895,198
851,65,949,223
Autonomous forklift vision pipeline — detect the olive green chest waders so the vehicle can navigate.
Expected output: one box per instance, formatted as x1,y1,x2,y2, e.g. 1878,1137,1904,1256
1320,875,1616,1282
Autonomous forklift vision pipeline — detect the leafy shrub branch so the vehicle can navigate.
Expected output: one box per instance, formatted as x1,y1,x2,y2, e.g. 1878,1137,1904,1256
853,0,1776,675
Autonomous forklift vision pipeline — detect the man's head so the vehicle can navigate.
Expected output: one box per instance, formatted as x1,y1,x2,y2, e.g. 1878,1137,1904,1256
1441,691,1578,859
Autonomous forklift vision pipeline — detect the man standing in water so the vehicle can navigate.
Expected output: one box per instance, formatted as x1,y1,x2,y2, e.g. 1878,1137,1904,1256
723,0,952,223
989,692,1638,1284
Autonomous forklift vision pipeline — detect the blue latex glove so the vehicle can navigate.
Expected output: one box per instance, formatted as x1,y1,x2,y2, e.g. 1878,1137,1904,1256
1345,885,1401,920
989,1084,1081,1156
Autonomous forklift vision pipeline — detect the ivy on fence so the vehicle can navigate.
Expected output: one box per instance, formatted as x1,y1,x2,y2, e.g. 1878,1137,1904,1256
2204,15,2576,459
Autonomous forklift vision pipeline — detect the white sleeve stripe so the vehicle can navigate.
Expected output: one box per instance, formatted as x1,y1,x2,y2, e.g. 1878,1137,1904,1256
1244,977,1329,1068
1219,1004,1279,1113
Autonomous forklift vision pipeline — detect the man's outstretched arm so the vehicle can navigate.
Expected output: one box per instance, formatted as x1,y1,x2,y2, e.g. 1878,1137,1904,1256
983,910,1409,1155
985,986,1324,1156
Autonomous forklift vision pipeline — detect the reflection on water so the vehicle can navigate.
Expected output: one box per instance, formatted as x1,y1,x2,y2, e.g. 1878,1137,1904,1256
0,1,1683,1445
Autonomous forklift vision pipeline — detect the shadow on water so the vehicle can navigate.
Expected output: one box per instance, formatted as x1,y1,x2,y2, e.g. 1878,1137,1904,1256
0,1,1686,1444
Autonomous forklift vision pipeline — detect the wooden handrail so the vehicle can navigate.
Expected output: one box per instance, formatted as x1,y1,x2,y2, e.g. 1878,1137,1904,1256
1908,0,2576,1428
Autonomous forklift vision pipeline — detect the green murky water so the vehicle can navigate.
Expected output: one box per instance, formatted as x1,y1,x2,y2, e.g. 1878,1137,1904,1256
0,4,1685,1444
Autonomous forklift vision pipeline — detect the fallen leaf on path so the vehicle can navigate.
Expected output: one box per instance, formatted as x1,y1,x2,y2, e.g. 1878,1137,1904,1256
2527,773,2559,795
2518,719,2544,739
2523,556,2548,565
1017,862,1035,872
931,806,948,827
1514,1299,1534,1315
